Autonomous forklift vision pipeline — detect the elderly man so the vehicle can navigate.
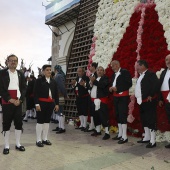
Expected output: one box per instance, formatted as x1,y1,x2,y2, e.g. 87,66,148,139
109,60,132,144
90,66,110,140
0,54,26,154
135,60,159,148
159,54,170,148
71,67,89,131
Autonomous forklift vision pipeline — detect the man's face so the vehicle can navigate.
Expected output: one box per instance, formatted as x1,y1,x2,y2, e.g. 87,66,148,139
97,67,104,77
77,68,84,77
90,65,95,73
7,56,18,70
43,67,51,78
165,55,170,69
136,63,145,74
111,62,119,72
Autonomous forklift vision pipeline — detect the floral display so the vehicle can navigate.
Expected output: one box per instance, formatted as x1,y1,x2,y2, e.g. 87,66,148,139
87,0,170,139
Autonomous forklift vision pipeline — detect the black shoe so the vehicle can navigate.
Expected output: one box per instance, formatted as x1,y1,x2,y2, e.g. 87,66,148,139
112,135,122,140
118,138,128,144
3,148,9,155
42,140,52,145
15,146,25,151
137,139,150,143
165,143,170,148
56,129,66,134
81,127,86,131
75,126,83,130
102,133,110,140
36,141,44,147
91,131,102,137
146,142,156,148
23,119,28,122
52,127,60,131
85,128,95,132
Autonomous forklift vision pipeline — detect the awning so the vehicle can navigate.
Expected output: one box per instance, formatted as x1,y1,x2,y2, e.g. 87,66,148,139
45,0,80,27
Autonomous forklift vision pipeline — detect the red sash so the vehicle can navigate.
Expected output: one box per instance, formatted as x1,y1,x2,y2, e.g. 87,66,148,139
39,97,54,103
161,91,169,103
2,90,17,105
113,90,129,97
142,95,157,103
91,97,108,104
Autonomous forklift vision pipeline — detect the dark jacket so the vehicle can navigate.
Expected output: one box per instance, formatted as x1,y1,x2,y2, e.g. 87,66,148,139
140,70,159,100
111,68,132,93
26,79,36,97
34,76,59,105
73,74,89,97
54,73,67,97
158,68,170,101
93,75,109,98
0,68,26,102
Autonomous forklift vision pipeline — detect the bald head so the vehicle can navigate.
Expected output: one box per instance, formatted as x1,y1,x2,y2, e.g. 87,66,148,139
165,54,170,69
111,60,120,72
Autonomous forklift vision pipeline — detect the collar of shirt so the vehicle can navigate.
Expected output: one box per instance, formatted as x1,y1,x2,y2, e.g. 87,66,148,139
46,77,50,83
139,69,147,76
115,68,121,74
8,69,17,74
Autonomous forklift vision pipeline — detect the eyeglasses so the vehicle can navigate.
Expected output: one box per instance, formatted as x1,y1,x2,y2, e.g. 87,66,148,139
8,60,18,63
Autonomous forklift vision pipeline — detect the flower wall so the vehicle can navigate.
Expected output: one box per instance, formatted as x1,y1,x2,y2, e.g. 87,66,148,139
87,0,170,138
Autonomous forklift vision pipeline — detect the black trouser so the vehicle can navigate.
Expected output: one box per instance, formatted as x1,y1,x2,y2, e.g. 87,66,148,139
36,101,55,124
114,96,129,124
26,96,35,110
93,102,109,128
140,99,157,130
2,104,23,131
165,103,170,124
76,96,89,116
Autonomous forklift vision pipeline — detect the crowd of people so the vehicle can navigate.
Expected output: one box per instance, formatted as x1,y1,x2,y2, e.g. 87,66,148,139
0,53,170,155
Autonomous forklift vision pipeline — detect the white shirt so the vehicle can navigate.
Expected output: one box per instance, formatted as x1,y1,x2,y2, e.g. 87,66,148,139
161,69,170,91
46,77,52,98
8,70,21,98
135,70,147,105
90,77,101,98
112,68,121,87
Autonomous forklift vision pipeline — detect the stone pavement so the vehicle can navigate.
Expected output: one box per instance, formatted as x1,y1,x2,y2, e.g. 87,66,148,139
0,119,170,170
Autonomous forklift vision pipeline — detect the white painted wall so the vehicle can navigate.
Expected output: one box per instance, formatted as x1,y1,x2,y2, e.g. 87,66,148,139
52,19,76,73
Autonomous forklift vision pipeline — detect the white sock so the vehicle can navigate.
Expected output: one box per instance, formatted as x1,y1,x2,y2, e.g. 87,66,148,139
3,131,10,149
42,123,49,141
105,127,109,134
79,115,84,127
150,129,156,145
36,123,43,142
59,116,61,128
29,110,32,117
83,116,88,128
122,124,127,140
15,130,22,147
55,114,59,121
118,123,123,137
96,125,101,133
143,127,151,141
23,110,29,120
89,116,95,130
60,115,65,129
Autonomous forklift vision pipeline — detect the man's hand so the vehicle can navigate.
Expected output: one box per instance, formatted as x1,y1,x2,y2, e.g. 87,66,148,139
79,79,86,86
9,98,16,104
147,96,152,102
14,99,21,106
109,87,117,92
159,101,163,107
54,105,59,112
89,76,95,83
36,105,41,111
71,79,76,86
